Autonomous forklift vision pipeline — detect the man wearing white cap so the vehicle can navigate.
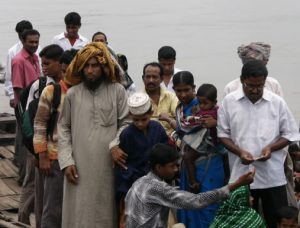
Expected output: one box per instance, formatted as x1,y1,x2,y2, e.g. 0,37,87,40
116,92,169,228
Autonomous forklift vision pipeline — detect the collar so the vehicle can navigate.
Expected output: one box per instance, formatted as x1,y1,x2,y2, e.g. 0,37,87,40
148,171,163,181
57,32,84,41
233,87,272,102
159,87,168,100
20,48,36,59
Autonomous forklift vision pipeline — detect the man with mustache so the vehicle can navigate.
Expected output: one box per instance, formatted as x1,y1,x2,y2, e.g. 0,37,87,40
58,42,130,228
11,29,41,225
218,60,300,228
142,62,178,136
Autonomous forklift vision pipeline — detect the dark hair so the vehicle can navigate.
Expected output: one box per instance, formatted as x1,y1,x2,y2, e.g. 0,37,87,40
149,143,179,169
92,31,107,43
240,60,268,80
142,62,164,78
158,46,176,60
276,206,299,223
197,84,217,102
39,44,64,60
64,12,81,26
172,71,194,87
15,20,32,34
117,54,128,71
59,49,78,64
21,29,40,41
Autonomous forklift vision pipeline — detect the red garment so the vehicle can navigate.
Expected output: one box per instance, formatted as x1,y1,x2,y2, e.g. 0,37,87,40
11,48,40,105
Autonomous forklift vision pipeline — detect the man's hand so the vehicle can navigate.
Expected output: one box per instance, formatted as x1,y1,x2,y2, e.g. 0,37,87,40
65,165,78,185
200,116,217,128
189,182,201,193
110,146,128,170
9,99,14,108
259,146,272,161
229,169,255,191
158,113,171,122
39,152,52,176
239,150,254,165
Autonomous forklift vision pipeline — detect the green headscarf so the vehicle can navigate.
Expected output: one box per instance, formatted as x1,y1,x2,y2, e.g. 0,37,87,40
210,186,266,228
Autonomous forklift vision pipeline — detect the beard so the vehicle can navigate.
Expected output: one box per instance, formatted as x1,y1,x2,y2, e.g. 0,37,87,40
82,75,104,91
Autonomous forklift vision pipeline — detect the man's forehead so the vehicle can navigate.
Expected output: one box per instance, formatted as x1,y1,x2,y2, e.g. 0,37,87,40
25,34,39,41
145,65,160,73
243,76,266,83
159,58,175,64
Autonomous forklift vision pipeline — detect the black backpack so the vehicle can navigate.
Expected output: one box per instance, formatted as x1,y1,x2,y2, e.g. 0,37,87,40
16,77,61,158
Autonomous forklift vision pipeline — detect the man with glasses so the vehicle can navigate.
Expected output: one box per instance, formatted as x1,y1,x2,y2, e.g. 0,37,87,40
217,60,300,228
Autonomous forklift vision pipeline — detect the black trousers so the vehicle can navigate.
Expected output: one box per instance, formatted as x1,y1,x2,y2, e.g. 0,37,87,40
251,185,288,228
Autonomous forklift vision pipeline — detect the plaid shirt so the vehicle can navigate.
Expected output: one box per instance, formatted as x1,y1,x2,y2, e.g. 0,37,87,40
125,172,230,228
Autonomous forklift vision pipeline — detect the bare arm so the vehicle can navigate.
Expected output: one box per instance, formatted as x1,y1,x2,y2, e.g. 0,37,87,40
260,137,290,161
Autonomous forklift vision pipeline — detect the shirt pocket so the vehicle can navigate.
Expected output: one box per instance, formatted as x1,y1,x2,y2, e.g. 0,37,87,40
98,105,115,127
258,116,278,141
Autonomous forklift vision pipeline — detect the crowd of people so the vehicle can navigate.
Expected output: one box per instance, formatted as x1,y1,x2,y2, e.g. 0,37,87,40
3,11,300,228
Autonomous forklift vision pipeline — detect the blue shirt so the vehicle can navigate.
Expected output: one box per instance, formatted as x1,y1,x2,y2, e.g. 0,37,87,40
117,120,169,195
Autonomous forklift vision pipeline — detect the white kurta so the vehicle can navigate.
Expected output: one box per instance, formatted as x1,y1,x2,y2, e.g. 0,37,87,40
58,82,129,228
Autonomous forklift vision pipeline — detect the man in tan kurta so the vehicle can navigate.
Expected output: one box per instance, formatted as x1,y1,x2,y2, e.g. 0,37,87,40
58,42,130,228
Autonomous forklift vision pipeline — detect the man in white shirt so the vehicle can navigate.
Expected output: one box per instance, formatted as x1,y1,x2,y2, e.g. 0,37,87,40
52,12,88,51
218,60,300,228
158,46,181,93
223,42,283,97
5,20,33,108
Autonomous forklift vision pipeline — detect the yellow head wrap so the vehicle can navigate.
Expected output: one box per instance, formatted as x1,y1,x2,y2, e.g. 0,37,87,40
64,42,117,87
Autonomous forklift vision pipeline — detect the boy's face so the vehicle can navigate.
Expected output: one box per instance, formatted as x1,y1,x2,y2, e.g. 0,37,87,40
41,57,62,80
156,161,179,181
66,24,80,39
130,112,152,132
277,218,298,228
197,96,216,111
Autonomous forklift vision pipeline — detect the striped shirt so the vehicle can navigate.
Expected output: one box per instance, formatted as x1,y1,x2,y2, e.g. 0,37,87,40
125,171,230,228
33,81,66,160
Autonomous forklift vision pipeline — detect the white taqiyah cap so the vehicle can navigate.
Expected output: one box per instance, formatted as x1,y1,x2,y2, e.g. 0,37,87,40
127,92,152,115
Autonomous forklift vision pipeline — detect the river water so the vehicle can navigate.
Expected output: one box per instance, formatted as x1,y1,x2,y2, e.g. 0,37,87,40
0,0,300,120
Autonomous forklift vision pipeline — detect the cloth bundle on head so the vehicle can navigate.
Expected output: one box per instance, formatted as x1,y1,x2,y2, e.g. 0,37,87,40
238,42,271,64
209,186,266,228
127,93,151,115
64,42,117,87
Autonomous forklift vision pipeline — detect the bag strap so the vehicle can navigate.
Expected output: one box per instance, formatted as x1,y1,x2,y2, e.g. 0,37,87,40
38,77,47,96
47,83,61,139
52,83,61,110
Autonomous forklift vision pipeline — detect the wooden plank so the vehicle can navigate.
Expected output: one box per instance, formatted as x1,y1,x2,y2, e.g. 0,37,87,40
2,178,21,195
0,146,14,159
0,116,16,125
0,134,16,145
5,146,15,154
0,212,33,228
0,160,18,178
0,179,15,197
0,195,20,211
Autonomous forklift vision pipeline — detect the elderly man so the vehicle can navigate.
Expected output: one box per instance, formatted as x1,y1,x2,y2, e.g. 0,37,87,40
142,62,178,136
224,42,283,97
218,60,300,228
58,42,130,228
